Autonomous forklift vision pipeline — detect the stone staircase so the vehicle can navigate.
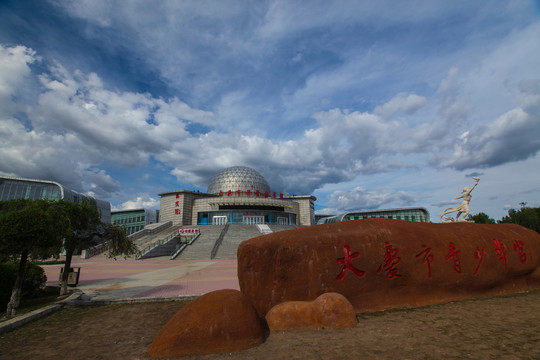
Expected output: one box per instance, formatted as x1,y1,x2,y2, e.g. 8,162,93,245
135,225,182,250
133,224,304,260
176,225,226,260
214,225,267,259
268,224,303,232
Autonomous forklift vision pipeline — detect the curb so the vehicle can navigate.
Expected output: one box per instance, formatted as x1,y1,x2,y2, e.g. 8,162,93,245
0,291,81,335
65,294,200,306
0,292,199,334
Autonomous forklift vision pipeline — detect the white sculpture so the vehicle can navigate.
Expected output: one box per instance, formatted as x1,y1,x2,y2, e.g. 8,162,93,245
440,177,480,222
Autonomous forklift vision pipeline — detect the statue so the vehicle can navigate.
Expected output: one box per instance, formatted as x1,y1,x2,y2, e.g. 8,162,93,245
440,177,480,222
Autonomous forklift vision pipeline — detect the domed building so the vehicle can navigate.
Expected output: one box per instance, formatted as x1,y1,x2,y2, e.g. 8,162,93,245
158,166,316,226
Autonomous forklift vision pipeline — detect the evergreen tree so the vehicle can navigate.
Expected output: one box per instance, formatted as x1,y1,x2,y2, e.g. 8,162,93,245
467,212,496,224
0,199,64,316
498,206,540,234
57,200,137,295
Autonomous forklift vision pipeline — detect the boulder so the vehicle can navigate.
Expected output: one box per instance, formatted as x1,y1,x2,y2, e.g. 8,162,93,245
238,219,540,317
266,292,357,330
148,289,267,358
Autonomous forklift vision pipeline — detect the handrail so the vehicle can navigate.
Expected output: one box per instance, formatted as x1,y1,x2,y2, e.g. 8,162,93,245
187,232,201,245
129,221,172,242
211,223,229,259
170,233,200,260
170,244,188,260
136,230,179,260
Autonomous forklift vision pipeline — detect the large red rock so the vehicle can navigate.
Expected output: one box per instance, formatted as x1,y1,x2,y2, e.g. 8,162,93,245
148,289,267,358
266,292,357,330
238,219,540,317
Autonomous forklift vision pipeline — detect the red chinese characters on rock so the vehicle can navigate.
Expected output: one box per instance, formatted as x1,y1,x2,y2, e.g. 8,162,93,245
336,245,365,280
473,247,487,276
445,242,462,274
377,242,402,279
493,239,507,269
513,240,527,264
331,237,531,283
416,245,434,279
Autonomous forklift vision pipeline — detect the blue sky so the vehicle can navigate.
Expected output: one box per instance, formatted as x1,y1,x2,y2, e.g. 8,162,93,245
1,0,539,221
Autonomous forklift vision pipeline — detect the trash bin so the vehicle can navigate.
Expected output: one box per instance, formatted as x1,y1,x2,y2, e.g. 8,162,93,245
59,267,81,287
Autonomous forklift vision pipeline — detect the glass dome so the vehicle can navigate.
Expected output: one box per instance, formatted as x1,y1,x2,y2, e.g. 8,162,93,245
207,166,270,195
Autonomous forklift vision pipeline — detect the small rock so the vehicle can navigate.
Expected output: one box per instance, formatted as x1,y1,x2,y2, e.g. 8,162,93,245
266,292,357,331
148,289,267,358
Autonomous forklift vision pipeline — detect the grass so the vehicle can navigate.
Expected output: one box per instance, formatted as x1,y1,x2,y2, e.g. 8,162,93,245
0,287,68,323
357,288,540,320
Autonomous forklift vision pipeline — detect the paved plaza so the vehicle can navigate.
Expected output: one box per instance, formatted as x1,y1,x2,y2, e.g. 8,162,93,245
43,257,239,301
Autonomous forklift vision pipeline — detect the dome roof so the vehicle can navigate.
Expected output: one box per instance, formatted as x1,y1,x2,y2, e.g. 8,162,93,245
207,166,270,195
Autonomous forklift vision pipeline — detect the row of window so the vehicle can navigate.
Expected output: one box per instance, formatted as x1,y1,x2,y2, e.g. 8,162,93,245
343,214,423,221
0,180,61,201
112,215,145,225
320,208,430,224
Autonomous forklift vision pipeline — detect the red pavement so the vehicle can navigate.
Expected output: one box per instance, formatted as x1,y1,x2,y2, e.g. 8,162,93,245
134,260,239,298
44,257,240,298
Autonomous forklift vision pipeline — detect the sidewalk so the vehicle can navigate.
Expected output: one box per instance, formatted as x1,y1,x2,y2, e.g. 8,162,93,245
43,257,240,301
2,257,240,333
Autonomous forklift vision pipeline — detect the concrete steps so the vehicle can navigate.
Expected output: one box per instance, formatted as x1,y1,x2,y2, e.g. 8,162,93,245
135,224,303,260
135,225,182,250
213,224,301,259
176,225,225,260
214,225,262,259
268,224,303,232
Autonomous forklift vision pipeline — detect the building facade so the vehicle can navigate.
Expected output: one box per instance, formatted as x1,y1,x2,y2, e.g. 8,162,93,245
159,166,316,226
316,207,430,224
111,208,159,235
0,176,111,222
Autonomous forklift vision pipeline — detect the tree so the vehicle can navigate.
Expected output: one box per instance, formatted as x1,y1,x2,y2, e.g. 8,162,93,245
0,199,64,316
498,206,540,234
467,212,496,224
58,200,137,295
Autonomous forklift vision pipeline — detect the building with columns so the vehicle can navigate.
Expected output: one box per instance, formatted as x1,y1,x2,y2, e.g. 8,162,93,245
159,166,316,226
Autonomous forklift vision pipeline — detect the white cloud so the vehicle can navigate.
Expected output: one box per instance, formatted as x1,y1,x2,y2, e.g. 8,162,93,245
447,106,540,170
113,194,160,211
3,41,538,202
374,93,427,119
0,45,36,115
1,0,539,219
325,186,418,212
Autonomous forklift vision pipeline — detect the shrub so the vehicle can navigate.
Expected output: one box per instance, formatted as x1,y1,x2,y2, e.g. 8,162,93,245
0,262,47,310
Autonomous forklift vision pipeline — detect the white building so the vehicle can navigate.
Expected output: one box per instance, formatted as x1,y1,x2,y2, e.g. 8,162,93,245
158,166,316,226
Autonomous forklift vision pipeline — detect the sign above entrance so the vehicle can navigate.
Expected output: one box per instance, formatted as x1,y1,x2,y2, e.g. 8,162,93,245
217,190,284,198
179,228,200,235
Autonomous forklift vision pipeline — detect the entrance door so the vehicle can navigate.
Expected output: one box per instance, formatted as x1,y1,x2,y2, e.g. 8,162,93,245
277,217,288,225
212,216,228,225
243,216,264,225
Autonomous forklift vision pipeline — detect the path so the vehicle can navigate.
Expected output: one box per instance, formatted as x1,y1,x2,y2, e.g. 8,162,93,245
43,257,239,301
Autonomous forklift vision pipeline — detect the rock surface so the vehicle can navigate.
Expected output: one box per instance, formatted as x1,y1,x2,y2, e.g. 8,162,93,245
148,289,267,358
266,292,357,330
238,219,540,317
